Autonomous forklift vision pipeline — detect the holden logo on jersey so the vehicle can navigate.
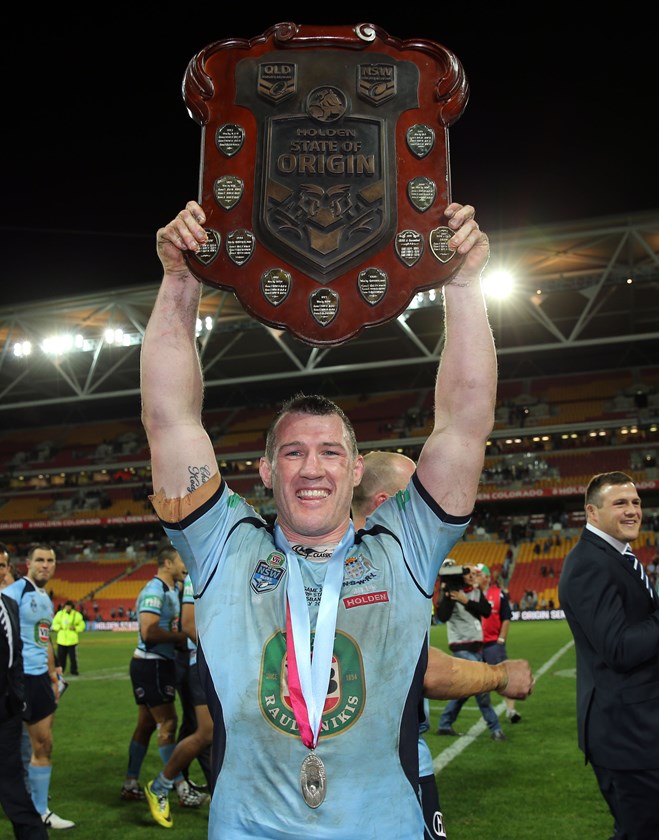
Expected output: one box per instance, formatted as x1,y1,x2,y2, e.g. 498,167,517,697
260,630,365,737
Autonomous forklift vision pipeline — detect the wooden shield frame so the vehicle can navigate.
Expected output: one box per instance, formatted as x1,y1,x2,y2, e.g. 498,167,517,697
183,22,469,346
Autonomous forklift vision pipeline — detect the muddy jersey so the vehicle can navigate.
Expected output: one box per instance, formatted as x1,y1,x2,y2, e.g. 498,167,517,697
157,472,468,840
3,578,53,675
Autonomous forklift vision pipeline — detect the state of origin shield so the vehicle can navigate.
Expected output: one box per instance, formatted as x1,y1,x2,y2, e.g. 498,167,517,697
182,22,469,345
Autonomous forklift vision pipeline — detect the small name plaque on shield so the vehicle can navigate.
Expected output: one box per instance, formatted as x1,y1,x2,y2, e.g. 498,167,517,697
182,22,469,346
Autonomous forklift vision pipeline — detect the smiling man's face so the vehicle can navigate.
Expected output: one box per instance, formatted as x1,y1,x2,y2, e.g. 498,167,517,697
587,481,642,543
260,411,363,545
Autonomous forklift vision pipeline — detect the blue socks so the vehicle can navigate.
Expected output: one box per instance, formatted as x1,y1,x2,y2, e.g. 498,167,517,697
158,742,176,766
151,771,175,795
29,764,51,815
127,740,148,777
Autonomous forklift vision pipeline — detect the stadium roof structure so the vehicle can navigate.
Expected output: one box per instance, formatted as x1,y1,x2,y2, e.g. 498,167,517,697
2,209,658,430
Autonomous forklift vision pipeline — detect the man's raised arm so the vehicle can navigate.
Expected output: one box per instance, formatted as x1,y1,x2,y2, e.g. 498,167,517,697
141,201,219,499
416,202,496,515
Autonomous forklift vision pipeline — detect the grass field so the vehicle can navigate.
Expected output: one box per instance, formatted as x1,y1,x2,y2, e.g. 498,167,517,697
0,621,613,839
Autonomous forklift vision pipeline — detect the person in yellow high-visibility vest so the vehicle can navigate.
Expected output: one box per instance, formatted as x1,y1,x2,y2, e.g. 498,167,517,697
52,600,85,676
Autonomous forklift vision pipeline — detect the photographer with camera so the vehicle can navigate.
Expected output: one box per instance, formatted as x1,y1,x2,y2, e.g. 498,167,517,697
435,560,507,741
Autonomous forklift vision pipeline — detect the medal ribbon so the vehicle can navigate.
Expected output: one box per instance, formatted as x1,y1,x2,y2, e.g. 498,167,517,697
285,601,314,747
277,523,354,749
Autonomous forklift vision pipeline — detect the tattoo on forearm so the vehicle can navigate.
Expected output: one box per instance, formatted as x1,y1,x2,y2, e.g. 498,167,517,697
186,464,211,494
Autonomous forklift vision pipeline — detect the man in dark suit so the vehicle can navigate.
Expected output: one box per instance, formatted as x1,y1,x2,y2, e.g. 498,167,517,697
0,590,48,838
559,471,659,840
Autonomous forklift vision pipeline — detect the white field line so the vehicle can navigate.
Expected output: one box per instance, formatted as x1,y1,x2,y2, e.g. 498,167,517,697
67,670,129,681
432,640,575,772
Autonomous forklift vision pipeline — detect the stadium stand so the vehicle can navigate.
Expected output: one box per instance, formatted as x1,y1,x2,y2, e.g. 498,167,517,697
2,365,659,614
48,558,135,604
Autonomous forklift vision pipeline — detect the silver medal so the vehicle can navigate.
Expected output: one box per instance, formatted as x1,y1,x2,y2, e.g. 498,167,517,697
300,753,326,808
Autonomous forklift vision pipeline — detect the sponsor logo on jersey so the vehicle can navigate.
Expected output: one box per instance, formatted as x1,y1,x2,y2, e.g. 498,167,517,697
250,560,286,593
227,492,241,509
343,590,389,609
291,545,333,560
395,487,411,510
142,594,163,610
434,810,447,839
260,630,365,737
36,619,51,646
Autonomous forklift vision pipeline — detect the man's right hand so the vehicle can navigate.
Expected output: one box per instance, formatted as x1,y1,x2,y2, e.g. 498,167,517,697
156,200,208,275
497,659,535,699
442,202,490,284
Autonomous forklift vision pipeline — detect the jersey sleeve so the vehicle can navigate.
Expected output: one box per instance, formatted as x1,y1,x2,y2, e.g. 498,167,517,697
367,473,470,594
158,477,266,595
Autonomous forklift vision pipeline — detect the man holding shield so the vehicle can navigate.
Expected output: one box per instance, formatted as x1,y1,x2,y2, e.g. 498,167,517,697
140,198,507,838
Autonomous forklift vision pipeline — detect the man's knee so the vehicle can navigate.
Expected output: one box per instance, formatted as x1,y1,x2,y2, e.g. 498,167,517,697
30,733,53,760
157,715,179,744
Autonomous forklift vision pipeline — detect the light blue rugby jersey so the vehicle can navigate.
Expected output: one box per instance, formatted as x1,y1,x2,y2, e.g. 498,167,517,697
181,573,198,665
160,473,468,840
134,576,181,660
3,578,53,675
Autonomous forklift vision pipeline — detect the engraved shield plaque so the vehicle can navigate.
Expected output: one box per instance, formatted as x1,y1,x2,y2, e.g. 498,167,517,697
183,22,469,345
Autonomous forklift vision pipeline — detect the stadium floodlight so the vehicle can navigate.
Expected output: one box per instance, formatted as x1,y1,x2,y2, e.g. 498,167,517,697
41,334,75,355
12,328,143,360
195,316,214,336
104,328,125,344
482,269,514,300
12,340,32,358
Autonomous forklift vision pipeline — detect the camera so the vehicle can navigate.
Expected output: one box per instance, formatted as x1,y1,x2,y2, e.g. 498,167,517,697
439,564,471,591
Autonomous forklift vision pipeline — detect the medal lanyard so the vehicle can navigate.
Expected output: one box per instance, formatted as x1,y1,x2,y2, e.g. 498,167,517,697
276,523,353,749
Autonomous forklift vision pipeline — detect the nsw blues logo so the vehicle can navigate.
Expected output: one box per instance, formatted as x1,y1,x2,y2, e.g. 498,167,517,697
250,552,286,594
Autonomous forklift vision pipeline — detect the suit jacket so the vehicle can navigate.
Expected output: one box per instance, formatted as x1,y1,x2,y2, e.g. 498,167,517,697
0,592,26,720
559,527,659,769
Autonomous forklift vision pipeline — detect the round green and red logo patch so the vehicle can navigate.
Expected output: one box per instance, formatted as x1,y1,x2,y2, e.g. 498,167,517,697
260,629,365,738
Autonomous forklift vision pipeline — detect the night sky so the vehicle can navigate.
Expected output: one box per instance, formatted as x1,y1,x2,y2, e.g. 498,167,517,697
3,8,657,307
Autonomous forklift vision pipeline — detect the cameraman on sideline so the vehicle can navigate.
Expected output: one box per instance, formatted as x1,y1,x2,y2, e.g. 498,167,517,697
435,560,507,740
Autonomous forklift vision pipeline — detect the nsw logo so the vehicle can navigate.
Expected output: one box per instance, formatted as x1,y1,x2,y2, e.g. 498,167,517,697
250,559,286,594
